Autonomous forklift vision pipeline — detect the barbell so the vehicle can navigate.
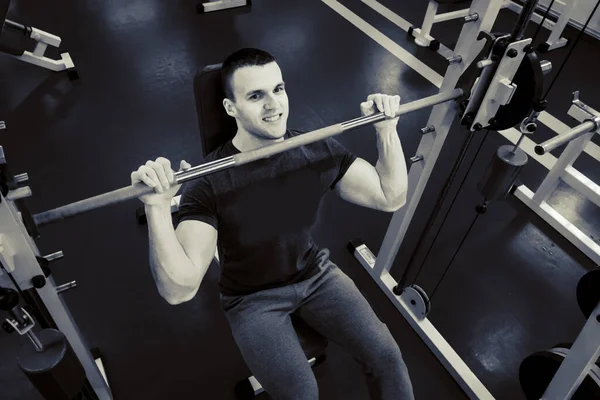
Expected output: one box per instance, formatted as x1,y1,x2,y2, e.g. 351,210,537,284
32,88,463,227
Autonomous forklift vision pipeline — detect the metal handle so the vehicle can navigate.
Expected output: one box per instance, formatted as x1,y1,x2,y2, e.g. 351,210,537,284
56,281,77,294
32,89,463,226
534,120,598,155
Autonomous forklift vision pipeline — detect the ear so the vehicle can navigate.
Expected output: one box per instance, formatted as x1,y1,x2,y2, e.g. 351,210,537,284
223,98,236,118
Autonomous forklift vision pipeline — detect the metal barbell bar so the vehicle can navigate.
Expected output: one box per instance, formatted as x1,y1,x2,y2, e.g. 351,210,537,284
32,89,463,226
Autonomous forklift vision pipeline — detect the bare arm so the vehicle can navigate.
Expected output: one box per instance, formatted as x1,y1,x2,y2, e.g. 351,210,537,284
146,204,217,304
133,157,217,305
333,94,408,212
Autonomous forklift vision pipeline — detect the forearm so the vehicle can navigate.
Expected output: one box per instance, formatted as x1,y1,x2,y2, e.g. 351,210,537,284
375,128,408,207
146,204,202,303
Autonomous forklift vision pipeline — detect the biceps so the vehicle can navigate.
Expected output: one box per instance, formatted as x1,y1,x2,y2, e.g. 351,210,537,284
176,220,218,270
332,158,388,211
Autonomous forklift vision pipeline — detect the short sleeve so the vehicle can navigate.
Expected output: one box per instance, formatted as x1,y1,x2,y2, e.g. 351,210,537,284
176,177,218,229
326,137,357,190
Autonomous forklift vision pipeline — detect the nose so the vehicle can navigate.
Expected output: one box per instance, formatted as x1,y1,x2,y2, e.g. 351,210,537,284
264,94,280,110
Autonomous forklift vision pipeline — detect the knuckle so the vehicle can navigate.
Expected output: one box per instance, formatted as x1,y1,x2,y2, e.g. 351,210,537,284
157,157,170,166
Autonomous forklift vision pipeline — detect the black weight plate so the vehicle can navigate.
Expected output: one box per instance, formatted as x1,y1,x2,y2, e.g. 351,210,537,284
577,268,600,319
489,51,545,131
520,350,600,399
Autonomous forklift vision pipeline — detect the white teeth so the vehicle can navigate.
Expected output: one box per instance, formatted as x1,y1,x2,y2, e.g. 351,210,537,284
263,114,281,122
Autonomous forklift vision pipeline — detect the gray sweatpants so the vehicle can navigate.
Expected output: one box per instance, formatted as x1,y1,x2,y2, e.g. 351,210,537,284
219,249,415,400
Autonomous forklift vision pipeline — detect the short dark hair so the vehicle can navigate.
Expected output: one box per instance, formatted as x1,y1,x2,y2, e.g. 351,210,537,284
221,48,276,101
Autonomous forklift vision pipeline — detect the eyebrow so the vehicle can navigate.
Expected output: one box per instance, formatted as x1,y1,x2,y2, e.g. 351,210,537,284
246,82,285,97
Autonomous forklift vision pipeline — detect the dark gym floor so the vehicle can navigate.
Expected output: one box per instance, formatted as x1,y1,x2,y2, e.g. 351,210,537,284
1,1,599,399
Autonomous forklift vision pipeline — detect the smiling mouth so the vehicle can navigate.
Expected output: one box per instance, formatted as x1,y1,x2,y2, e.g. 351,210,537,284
263,114,282,122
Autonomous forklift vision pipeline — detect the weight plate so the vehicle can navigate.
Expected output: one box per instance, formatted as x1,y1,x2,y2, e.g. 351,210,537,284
520,347,600,399
489,51,544,131
577,268,600,319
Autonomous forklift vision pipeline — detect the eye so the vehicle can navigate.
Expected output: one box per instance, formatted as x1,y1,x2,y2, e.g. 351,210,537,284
249,94,260,100
276,86,285,92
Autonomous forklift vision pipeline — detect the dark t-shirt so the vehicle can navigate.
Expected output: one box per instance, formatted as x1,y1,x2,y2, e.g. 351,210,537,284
176,129,357,296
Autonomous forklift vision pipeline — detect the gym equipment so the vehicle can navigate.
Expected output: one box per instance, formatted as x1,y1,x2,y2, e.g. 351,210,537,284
1,287,98,400
520,268,600,399
520,343,600,399
0,0,77,78
1,0,592,398
477,144,528,202
513,91,600,265
32,88,463,227
508,0,580,52
346,0,600,398
408,0,511,52
577,268,600,319
0,149,112,400
197,0,251,14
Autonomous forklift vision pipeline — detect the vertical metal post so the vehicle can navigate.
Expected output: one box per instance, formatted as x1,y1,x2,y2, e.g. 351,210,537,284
0,195,113,399
542,301,600,399
373,0,506,279
420,0,439,38
545,0,578,50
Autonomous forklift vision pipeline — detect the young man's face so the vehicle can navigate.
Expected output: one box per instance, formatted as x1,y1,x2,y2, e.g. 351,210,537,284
226,62,289,140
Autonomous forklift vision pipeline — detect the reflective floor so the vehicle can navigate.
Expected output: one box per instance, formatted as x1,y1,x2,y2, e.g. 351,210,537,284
1,1,599,399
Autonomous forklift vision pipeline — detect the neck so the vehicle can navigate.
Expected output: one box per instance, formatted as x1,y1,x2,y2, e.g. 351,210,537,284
232,129,286,152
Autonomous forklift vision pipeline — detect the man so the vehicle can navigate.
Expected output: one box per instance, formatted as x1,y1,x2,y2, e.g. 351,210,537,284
132,48,414,399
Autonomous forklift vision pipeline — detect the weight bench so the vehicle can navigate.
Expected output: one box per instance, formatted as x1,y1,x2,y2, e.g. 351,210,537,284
0,0,77,78
139,63,329,399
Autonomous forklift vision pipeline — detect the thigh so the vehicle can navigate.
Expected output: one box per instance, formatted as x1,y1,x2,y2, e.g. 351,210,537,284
296,264,399,362
220,289,318,399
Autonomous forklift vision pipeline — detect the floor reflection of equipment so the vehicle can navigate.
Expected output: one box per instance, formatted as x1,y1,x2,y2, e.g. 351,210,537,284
0,0,77,78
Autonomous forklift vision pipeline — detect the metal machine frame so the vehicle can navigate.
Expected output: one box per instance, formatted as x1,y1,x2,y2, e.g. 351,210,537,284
507,0,580,51
411,0,579,53
1,19,75,73
1,0,598,399
0,152,113,399
514,92,600,265
350,0,600,398
197,0,250,14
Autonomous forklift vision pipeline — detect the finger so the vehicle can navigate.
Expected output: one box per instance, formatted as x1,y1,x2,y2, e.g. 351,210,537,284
383,96,392,117
394,95,401,117
140,165,163,193
180,160,192,171
373,95,384,114
146,160,170,190
156,157,175,184
360,100,374,109
360,100,374,115
132,170,155,188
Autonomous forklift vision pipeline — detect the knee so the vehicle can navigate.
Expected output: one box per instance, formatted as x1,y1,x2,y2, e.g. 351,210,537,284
270,378,318,400
372,338,408,372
